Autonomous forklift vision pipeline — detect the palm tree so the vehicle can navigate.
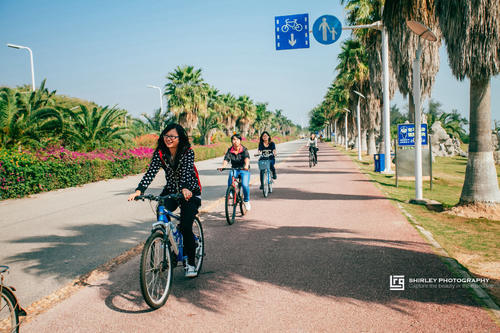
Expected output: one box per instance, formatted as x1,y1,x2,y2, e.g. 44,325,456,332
165,65,208,135
383,0,442,122
63,105,129,151
220,93,239,135
254,102,273,133
436,0,499,203
236,95,256,137
0,80,62,148
141,108,174,133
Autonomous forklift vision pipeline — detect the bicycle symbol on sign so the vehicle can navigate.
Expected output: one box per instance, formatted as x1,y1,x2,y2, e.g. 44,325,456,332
281,19,303,33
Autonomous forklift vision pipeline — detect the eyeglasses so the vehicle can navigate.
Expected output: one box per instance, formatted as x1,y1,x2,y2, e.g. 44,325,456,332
164,135,179,140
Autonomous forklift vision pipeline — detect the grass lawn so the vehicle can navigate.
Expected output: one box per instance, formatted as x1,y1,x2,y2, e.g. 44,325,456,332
335,144,500,304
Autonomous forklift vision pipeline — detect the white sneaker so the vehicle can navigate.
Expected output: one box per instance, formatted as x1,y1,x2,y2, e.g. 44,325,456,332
244,201,251,211
185,264,197,278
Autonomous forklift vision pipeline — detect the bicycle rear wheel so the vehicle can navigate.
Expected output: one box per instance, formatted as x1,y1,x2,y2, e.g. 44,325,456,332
225,186,237,225
0,287,19,333
139,231,173,309
192,217,204,274
263,170,269,197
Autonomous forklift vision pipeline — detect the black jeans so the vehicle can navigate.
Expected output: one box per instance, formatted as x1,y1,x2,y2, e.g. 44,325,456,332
162,195,201,266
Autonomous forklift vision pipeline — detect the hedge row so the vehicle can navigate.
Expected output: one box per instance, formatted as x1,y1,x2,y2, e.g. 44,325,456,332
0,148,150,200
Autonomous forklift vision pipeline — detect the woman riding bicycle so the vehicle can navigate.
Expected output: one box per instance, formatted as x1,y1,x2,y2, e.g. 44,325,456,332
258,131,277,190
218,133,251,211
307,133,318,163
128,123,202,278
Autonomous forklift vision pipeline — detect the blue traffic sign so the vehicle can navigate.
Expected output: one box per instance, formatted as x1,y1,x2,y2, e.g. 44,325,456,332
398,124,428,146
312,15,342,45
275,14,309,50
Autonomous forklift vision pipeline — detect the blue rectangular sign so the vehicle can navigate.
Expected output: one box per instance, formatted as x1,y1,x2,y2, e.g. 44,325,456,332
275,14,309,50
398,123,428,146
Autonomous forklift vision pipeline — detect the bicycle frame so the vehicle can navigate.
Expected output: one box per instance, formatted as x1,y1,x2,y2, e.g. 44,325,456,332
154,204,186,263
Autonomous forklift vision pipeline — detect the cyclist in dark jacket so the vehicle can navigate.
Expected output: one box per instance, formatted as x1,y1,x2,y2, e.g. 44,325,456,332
128,123,201,277
218,133,251,211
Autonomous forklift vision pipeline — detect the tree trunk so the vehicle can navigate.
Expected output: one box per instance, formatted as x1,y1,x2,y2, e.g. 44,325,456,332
367,128,377,155
361,129,367,152
460,77,500,203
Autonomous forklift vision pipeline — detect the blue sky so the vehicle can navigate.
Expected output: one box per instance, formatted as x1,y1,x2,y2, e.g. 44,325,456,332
1,0,498,128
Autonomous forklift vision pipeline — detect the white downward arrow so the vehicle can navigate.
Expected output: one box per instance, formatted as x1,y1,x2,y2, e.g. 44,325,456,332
289,33,296,46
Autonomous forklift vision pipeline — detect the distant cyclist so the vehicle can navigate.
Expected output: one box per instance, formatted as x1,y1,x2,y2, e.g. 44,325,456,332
258,131,277,190
218,133,251,211
307,133,318,163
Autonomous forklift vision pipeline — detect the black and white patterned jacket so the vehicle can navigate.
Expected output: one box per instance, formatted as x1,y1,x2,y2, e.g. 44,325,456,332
135,148,201,196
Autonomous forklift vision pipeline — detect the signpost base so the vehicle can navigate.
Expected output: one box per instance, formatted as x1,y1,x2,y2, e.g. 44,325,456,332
409,198,443,212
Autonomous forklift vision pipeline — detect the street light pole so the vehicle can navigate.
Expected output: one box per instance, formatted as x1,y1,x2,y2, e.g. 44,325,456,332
147,85,164,114
343,108,351,150
7,43,35,91
406,21,437,202
354,90,366,161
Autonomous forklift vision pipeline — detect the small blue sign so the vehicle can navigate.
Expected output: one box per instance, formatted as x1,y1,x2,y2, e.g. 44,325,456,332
398,124,428,146
312,15,342,45
275,14,309,50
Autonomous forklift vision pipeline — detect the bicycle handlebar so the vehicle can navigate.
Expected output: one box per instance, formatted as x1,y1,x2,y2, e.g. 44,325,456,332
254,151,274,157
218,167,247,171
134,193,183,202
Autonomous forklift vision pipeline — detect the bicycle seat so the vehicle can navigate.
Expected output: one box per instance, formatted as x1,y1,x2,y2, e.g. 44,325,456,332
0,265,8,273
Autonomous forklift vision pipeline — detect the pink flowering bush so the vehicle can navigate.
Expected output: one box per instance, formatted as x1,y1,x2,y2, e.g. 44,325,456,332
0,146,153,200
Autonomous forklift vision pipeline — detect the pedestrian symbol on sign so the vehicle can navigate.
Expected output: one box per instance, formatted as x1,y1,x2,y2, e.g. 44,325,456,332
313,15,342,45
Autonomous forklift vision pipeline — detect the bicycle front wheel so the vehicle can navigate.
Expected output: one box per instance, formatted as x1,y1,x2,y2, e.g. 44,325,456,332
263,170,269,197
0,287,19,333
309,153,313,167
139,231,173,309
225,186,237,225
193,217,204,274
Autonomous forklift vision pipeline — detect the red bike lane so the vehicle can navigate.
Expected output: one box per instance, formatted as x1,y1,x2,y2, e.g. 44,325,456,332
23,142,499,332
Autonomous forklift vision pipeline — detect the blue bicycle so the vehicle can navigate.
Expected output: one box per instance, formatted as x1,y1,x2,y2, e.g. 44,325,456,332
135,193,204,309
256,152,274,197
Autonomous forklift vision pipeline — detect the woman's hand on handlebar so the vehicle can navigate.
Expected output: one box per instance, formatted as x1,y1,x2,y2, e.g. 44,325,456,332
182,188,192,201
128,190,141,201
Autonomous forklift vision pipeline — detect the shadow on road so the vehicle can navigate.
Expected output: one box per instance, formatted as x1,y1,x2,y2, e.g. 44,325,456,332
259,187,387,201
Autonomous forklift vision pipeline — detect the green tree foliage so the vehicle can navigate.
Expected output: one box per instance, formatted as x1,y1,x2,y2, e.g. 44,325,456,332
62,105,129,151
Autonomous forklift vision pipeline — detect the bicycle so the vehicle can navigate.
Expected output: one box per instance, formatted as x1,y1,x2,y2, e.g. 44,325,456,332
0,266,27,333
308,146,317,167
281,19,303,33
219,168,247,225
255,152,274,198
134,193,204,309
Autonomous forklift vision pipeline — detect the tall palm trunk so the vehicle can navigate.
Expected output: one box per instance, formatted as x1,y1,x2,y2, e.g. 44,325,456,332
367,128,377,155
460,78,500,203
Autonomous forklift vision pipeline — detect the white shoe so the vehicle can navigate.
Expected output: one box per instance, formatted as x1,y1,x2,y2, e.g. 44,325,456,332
185,264,197,278
244,201,251,211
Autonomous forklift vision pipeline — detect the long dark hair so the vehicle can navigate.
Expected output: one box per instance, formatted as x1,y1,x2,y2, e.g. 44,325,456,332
259,131,272,146
156,123,191,166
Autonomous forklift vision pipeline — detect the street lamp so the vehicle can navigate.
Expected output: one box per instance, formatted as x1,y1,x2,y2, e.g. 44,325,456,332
147,85,164,114
407,20,437,202
343,16,392,173
7,43,35,91
353,90,366,161
343,108,351,150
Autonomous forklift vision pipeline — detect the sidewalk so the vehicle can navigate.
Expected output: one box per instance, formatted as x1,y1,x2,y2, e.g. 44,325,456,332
22,142,499,332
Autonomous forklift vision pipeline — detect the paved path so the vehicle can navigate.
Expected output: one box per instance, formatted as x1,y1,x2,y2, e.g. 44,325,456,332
22,142,498,332
0,140,303,307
